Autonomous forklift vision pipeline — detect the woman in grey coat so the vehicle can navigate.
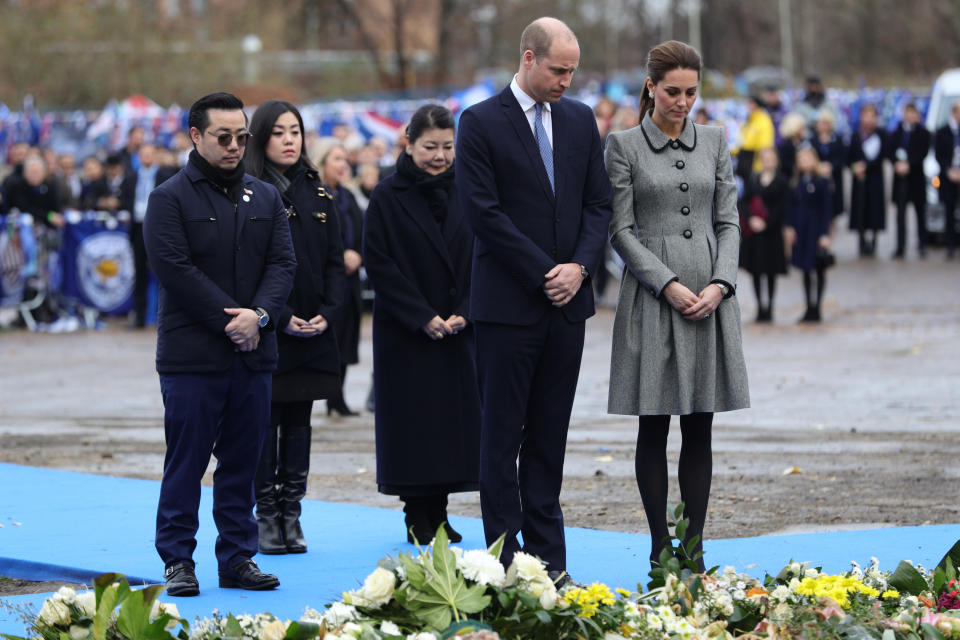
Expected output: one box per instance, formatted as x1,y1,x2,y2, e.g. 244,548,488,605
605,40,749,571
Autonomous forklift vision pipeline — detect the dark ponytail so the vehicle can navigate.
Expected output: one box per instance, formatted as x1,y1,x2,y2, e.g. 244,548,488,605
638,40,702,117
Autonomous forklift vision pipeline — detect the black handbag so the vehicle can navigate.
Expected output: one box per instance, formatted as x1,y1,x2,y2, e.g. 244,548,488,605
815,246,836,269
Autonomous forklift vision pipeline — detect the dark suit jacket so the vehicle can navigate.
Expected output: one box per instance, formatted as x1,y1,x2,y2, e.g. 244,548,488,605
143,162,296,374
455,86,612,326
935,124,960,182
888,123,930,201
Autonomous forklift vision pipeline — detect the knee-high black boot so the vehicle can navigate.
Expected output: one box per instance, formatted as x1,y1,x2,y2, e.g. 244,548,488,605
255,424,286,554
427,494,462,543
277,425,311,553
401,496,435,544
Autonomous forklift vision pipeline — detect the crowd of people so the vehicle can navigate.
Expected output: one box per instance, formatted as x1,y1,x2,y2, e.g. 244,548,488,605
1,16,957,600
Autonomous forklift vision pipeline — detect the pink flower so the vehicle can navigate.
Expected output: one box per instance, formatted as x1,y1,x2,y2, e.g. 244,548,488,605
921,612,943,626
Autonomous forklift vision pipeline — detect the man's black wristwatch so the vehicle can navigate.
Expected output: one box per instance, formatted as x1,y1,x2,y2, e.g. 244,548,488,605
254,307,269,329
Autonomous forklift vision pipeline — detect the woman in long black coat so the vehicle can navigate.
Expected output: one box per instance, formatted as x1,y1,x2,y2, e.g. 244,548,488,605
246,100,346,554
314,142,364,416
741,147,788,322
847,104,888,256
362,104,480,544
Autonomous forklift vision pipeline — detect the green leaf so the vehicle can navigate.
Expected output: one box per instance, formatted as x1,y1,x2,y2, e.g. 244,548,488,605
116,587,178,640
922,623,947,640
534,609,552,624
93,582,122,640
487,533,506,561
936,539,960,575
440,619,493,640
888,561,930,595
675,518,688,542
284,620,322,640
455,584,491,614
934,567,947,594
93,573,122,606
417,603,453,631
223,614,244,638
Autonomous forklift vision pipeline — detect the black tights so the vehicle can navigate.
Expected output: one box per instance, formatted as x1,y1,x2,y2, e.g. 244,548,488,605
752,273,777,313
802,268,827,309
635,413,713,570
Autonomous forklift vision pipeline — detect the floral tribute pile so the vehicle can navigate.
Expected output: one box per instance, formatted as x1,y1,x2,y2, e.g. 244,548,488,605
6,517,960,640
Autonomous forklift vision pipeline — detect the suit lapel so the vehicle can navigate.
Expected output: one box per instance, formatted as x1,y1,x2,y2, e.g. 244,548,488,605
396,184,456,276
550,100,567,204
500,88,556,205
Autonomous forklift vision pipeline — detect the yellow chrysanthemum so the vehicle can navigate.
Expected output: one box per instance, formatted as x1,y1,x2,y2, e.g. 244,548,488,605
562,582,616,618
794,575,884,609
616,588,632,598
882,589,900,599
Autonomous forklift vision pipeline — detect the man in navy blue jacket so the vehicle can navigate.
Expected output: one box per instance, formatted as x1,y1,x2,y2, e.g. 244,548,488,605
144,92,296,596
455,17,612,582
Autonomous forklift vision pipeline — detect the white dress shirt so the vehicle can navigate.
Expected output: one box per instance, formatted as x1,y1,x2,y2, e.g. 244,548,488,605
510,75,553,149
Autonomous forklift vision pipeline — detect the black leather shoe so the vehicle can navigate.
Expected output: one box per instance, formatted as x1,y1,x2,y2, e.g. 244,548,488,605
164,561,199,597
218,559,279,590
547,570,583,590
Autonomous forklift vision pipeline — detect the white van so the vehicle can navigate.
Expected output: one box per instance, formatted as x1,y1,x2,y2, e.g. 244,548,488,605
923,68,960,238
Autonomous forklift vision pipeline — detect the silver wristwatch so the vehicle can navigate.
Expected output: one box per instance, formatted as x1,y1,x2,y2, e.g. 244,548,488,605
714,282,729,297
254,307,269,328
579,264,589,279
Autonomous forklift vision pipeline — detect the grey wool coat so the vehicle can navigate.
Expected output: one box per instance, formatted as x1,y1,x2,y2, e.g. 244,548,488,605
605,112,750,416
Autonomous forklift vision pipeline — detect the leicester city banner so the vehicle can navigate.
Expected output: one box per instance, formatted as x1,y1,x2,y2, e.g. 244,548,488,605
59,218,134,314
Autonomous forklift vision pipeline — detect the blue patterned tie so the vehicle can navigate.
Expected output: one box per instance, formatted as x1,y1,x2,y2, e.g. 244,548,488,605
534,103,555,193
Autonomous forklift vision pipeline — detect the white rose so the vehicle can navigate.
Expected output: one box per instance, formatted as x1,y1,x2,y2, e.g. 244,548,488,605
509,552,549,582
75,592,97,617
458,550,507,588
381,620,402,636
342,622,363,637
55,586,78,605
68,624,91,640
261,619,288,640
38,598,72,626
359,567,396,607
539,583,558,610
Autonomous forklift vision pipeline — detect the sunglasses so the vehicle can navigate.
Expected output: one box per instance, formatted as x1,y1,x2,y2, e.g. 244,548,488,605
205,130,251,147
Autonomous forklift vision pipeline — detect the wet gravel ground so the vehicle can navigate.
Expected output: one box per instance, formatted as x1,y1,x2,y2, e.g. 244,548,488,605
1,219,958,581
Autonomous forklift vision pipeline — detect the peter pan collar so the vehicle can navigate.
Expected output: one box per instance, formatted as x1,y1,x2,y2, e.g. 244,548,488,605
641,110,697,153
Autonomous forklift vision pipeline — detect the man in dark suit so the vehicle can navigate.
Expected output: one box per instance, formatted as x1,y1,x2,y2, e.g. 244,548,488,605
934,101,960,259
144,92,296,596
455,17,612,582
889,103,931,258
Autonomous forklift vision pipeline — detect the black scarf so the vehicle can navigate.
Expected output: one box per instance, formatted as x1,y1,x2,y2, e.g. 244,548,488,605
396,151,455,223
189,149,245,202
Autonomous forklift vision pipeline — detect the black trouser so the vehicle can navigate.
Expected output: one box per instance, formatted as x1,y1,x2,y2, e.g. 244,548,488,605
893,178,927,254
635,413,713,571
476,310,585,572
130,221,148,326
943,181,958,254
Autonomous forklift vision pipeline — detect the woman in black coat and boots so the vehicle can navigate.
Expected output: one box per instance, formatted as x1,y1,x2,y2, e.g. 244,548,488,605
246,100,346,554
362,104,480,544
848,104,888,256
312,141,364,417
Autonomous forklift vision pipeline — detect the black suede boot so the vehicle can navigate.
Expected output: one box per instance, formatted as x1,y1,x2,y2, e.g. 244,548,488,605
402,496,435,544
255,424,286,554
278,425,311,553
428,494,462,543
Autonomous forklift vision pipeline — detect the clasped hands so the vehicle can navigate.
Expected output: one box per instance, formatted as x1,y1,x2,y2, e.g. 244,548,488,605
543,263,584,307
284,314,329,338
663,281,723,322
422,314,467,341
224,307,261,352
